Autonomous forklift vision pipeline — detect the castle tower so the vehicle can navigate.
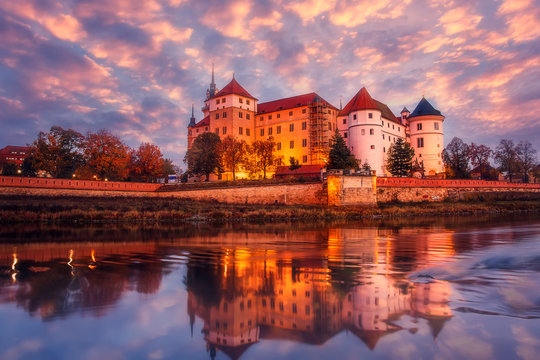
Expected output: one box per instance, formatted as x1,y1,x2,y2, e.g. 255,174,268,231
188,104,196,127
407,97,445,176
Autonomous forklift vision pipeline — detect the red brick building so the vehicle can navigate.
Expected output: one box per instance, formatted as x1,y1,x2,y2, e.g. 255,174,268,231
0,146,30,166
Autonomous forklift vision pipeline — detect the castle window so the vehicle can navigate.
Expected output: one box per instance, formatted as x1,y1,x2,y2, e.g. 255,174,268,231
370,129,374,135
260,128,264,136
289,111,293,116
239,112,243,118
277,142,281,150
371,145,375,149
293,303,298,314
382,134,385,139
344,132,348,138
246,128,250,136
239,98,243,103
343,118,347,124
215,128,219,135
302,108,306,114
382,121,384,126
302,122,307,130
277,126,281,134
302,139,307,147
239,127,243,135
434,122,439,130
223,127,227,135
361,129,365,135
353,114,357,120
417,138,424,147
247,100,250,105
392,124,395,129
188,130,192,135
269,115,272,120
290,124,294,132
368,113,373,119
417,123,422,130
215,113,219,119
268,127,273,135
388,123,390,127
384,147,386,152
277,113,280,119
216,99,220,104
290,141,294,149
398,127,401,132
223,112,227,118
279,302,284,312
222,98,226,103
246,113,250,120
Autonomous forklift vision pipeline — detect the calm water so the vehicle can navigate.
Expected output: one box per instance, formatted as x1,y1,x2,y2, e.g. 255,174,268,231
1,215,540,360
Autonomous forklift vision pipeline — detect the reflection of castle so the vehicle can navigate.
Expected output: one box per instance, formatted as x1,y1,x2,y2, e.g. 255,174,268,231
186,228,455,359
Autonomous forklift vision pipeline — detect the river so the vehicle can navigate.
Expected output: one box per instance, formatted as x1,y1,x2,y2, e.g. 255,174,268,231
1,215,540,359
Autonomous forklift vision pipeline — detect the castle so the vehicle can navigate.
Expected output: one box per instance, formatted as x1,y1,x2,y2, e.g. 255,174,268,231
188,67,445,179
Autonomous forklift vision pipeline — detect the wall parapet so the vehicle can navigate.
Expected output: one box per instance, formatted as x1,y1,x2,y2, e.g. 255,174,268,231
376,177,540,189
0,176,161,192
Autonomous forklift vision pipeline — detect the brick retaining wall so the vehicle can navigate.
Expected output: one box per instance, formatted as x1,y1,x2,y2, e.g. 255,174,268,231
0,176,160,191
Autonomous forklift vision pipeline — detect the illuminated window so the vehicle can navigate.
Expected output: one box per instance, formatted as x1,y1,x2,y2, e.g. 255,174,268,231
417,138,424,147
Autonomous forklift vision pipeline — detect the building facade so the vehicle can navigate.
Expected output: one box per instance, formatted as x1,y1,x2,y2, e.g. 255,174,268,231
188,70,445,178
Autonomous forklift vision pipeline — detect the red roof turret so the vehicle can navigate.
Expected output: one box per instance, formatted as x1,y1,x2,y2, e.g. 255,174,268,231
339,87,379,116
214,77,257,100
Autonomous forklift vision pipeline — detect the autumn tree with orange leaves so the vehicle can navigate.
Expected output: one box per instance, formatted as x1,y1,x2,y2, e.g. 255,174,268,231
130,143,165,182
82,129,130,180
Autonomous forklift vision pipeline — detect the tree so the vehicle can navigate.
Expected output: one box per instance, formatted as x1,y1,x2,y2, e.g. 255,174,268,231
469,143,492,169
248,137,276,179
515,141,537,182
162,158,179,176
131,143,165,182
82,129,131,180
442,137,470,178
1,162,18,176
494,139,519,182
289,157,301,171
386,138,415,176
28,126,84,178
361,160,371,174
327,130,358,170
220,136,247,180
184,132,222,181
21,156,36,177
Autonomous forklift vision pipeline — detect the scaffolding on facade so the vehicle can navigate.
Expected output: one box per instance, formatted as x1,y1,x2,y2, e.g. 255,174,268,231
308,98,330,164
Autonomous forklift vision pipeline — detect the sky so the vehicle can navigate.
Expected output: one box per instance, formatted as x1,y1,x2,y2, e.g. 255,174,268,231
1,0,539,167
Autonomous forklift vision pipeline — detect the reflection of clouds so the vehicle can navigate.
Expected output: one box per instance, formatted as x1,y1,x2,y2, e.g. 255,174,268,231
512,325,540,360
2,339,43,360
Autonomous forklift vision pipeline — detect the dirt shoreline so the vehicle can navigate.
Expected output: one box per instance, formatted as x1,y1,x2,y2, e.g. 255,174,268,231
0,194,539,224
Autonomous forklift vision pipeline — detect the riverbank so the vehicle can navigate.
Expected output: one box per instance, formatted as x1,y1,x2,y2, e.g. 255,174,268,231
0,194,539,224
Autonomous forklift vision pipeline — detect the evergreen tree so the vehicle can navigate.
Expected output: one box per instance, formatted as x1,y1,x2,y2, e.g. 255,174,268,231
386,138,415,176
327,130,358,170
289,157,301,171
184,132,223,181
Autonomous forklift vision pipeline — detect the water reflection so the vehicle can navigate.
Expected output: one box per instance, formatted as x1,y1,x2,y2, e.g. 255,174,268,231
0,215,539,359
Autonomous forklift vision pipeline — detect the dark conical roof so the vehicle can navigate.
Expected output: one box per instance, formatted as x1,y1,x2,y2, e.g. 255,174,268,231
409,98,442,118
401,107,410,113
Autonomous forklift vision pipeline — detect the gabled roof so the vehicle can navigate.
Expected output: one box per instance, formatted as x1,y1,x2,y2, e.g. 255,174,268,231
214,77,257,100
257,93,337,114
0,146,30,154
338,87,379,116
409,97,442,118
192,115,210,128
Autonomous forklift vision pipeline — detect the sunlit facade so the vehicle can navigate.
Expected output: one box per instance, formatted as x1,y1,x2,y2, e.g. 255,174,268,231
187,71,445,179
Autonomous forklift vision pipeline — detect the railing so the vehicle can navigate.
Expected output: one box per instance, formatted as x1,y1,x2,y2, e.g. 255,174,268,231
0,176,161,192
376,177,540,188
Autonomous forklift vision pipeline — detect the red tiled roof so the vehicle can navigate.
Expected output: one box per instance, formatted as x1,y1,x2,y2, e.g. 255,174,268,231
192,115,210,128
257,93,338,114
214,77,257,100
339,87,401,124
0,145,31,154
338,87,379,116
275,164,324,176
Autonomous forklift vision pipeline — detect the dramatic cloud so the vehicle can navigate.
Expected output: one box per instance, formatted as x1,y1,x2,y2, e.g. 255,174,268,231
0,0,539,165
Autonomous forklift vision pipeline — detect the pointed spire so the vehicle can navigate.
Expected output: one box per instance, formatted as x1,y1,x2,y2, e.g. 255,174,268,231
189,103,196,127
209,63,216,98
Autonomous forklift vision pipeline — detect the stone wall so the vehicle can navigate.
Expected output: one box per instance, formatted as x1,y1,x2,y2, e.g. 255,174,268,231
0,176,160,191
327,175,376,206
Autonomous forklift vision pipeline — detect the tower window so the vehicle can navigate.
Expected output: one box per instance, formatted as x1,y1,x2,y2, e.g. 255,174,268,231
370,145,375,149
370,129,374,135
417,123,422,130
343,118,347,124
353,114,357,120
417,138,424,147
383,134,385,139
434,122,439,130
368,113,373,119
344,132,348,138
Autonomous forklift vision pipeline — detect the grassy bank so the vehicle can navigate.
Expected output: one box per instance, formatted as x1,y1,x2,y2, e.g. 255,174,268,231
0,194,539,224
